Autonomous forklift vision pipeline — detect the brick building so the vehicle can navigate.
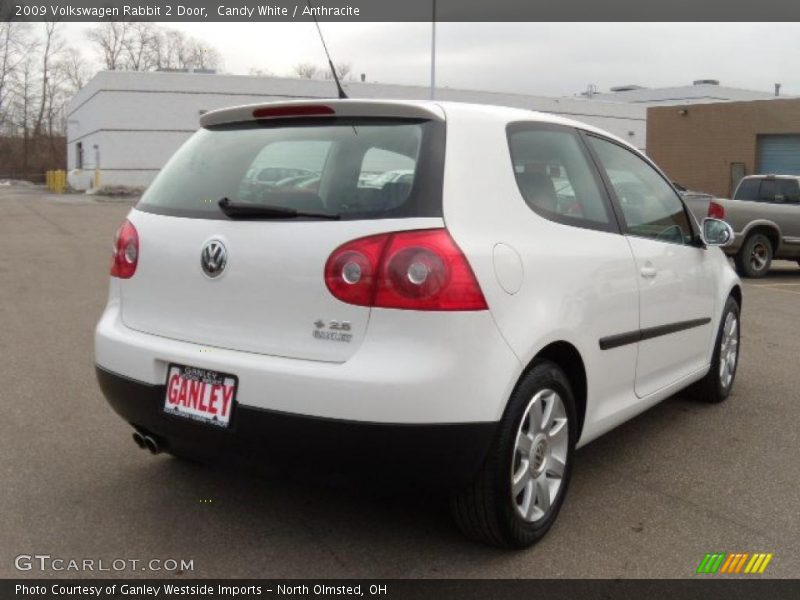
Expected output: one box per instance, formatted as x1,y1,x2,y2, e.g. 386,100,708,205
647,98,800,197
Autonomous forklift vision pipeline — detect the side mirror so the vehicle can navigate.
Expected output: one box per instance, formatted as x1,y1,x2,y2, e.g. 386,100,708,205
702,218,734,247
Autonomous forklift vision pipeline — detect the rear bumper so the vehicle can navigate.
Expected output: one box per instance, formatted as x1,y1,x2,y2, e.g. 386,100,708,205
96,366,496,488
94,296,522,424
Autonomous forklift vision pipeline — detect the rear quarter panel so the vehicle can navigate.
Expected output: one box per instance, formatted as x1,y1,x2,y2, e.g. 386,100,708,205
438,106,642,444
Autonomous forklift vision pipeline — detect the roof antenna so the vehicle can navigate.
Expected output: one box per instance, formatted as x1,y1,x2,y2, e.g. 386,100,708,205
306,0,348,99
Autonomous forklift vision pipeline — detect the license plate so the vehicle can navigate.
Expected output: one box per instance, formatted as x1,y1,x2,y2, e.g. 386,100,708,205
163,364,237,428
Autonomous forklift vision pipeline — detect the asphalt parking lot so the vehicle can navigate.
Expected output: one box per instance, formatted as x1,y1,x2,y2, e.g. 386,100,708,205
2,183,799,579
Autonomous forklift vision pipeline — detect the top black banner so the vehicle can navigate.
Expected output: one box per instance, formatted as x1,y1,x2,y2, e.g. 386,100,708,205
4,0,800,22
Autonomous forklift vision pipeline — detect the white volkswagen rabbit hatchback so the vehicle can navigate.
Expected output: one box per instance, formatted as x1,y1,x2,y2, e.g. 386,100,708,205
95,100,741,547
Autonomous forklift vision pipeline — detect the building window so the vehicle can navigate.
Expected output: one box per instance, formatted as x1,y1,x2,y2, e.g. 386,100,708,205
76,142,84,170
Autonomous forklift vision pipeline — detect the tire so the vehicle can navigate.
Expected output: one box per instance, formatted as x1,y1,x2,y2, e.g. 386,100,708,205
689,296,741,403
450,361,576,548
735,233,773,278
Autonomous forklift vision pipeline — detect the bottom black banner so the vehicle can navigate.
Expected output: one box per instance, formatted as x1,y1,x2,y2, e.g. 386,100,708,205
3,579,800,600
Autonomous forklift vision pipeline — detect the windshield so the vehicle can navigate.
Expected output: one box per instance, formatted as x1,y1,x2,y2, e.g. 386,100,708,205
137,118,445,220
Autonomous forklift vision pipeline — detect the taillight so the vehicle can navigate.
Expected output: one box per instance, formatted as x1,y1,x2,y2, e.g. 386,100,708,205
110,219,139,279
324,229,488,311
708,201,725,219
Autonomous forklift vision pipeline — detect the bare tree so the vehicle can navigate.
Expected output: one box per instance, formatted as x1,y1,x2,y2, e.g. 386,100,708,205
86,22,130,71
336,62,352,80
58,47,92,93
122,22,159,71
148,27,172,70
0,22,29,132
153,28,200,70
0,23,73,178
189,40,220,71
86,23,221,74
11,52,38,171
33,22,65,137
162,28,193,70
322,62,352,81
44,63,68,138
293,62,319,79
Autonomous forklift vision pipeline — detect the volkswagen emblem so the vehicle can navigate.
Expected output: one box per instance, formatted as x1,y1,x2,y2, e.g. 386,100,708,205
201,240,227,278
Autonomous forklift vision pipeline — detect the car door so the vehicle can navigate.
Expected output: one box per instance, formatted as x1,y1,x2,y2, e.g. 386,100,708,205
585,134,718,398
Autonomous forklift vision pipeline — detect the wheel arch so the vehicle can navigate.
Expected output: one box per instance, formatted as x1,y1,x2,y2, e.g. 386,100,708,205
741,221,781,253
517,341,587,441
729,284,743,311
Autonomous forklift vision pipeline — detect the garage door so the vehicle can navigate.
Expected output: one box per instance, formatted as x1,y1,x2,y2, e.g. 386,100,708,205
757,135,800,175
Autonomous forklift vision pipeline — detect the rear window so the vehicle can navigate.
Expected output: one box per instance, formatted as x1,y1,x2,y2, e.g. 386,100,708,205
137,118,445,220
735,177,800,203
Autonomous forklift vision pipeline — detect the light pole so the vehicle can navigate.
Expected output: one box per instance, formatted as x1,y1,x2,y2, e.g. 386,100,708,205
430,0,436,100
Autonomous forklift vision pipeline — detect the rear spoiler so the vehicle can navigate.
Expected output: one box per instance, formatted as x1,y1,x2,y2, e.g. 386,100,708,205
200,99,445,128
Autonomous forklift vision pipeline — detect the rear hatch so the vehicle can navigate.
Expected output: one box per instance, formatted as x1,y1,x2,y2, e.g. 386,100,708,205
121,102,446,363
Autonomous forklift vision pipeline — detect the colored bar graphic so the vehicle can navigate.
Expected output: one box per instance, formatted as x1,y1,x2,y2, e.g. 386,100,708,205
711,553,726,573
734,553,749,573
719,554,736,573
745,554,762,573
759,554,773,573
697,553,712,573
697,553,727,573
699,552,772,575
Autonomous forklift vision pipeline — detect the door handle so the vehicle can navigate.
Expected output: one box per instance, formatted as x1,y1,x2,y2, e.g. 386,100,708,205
640,266,657,279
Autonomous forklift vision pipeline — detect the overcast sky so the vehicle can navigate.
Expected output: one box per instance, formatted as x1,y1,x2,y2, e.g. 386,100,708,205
60,22,800,97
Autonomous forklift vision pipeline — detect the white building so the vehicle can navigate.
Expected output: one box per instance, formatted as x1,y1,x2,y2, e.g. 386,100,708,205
66,71,648,189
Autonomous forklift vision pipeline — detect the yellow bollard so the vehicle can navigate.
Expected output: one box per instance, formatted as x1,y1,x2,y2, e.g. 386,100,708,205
45,170,67,193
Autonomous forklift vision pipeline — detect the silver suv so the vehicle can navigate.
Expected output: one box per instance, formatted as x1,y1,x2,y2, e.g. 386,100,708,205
685,175,800,277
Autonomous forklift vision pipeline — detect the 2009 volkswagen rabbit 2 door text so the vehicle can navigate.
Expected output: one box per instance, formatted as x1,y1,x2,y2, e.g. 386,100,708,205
95,100,742,548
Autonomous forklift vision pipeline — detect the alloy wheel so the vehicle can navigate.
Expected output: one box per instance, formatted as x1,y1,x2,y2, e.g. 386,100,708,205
750,243,769,272
719,311,739,390
511,389,569,522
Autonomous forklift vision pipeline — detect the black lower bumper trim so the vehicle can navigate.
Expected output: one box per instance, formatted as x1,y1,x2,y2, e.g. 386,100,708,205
96,365,496,489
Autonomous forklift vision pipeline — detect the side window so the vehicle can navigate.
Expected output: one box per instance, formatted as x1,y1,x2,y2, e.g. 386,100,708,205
734,178,759,201
768,179,800,203
587,135,693,245
507,125,613,230
781,179,800,203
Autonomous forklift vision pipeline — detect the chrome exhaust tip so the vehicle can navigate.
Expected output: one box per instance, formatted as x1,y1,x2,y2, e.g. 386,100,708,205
143,435,161,455
132,431,146,449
